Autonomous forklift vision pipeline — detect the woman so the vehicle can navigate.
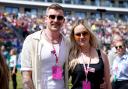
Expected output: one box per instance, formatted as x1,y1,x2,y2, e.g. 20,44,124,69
68,20,111,89
0,49,9,89
9,48,17,89
111,37,128,89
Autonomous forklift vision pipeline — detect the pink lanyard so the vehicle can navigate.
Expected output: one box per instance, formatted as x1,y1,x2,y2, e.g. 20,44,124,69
44,31,60,64
52,44,60,64
114,64,118,74
81,53,91,81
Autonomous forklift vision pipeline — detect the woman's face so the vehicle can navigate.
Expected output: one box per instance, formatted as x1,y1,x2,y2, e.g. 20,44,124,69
73,24,90,47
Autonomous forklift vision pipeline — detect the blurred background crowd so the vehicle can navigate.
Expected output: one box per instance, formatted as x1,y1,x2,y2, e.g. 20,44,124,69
0,12,128,61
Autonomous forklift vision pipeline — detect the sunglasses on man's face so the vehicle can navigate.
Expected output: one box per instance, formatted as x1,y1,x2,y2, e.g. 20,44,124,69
48,15,64,21
115,45,124,49
74,31,89,37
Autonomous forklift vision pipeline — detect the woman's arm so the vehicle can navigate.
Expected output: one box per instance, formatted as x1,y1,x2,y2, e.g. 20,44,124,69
101,50,112,89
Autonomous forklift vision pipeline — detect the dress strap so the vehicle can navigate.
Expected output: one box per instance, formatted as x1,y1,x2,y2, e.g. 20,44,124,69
97,49,102,59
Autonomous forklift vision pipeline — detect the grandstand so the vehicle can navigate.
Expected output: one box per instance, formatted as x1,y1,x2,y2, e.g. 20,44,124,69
0,0,127,52
0,0,128,21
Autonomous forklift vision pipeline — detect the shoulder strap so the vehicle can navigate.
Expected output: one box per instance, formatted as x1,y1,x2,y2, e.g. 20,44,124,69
97,49,102,59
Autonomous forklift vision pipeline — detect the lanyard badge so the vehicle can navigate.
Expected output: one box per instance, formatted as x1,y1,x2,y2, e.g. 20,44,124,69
52,65,63,80
44,31,63,80
83,80,91,89
113,65,118,82
82,53,91,89
82,66,91,89
51,45,63,80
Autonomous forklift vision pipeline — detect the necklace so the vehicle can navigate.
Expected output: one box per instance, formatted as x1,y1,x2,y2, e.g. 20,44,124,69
44,30,61,44
81,48,91,64
80,45,90,53
44,30,61,64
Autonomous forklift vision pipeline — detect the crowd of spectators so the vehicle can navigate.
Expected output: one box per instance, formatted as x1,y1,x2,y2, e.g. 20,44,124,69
0,12,128,56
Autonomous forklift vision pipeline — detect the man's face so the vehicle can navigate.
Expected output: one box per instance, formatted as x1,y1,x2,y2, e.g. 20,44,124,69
45,9,65,32
114,41,125,55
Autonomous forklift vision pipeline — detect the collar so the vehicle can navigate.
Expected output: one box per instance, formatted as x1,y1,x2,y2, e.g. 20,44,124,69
31,30,67,44
32,30,43,40
117,52,128,61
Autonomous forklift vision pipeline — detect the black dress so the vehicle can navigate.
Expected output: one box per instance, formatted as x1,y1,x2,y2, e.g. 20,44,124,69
69,50,104,89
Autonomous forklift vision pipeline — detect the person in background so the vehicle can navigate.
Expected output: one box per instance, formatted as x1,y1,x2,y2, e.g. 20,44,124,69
108,33,123,69
21,3,70,89
0,45,10,65
0,49,9,89
101,44,108,54
9,48,17,89
111,37,128,89
68,20,111,89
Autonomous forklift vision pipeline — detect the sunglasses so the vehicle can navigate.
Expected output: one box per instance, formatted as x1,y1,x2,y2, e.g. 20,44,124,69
74,31,89,37
115,45,124,49
48,15,64,21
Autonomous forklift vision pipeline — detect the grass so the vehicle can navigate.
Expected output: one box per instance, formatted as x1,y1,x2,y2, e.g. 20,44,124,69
9,71,23,89
9,71,72,89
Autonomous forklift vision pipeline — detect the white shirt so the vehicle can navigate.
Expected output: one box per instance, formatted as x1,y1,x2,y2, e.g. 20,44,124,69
40,38,67,89
112,53,128,81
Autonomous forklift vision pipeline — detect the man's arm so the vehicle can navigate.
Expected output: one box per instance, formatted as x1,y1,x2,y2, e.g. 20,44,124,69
22,71,35,89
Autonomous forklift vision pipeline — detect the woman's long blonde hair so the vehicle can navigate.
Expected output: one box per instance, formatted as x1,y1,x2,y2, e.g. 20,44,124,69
68,19,99,71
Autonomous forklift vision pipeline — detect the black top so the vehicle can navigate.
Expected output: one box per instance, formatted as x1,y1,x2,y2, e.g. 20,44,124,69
69,50,104,89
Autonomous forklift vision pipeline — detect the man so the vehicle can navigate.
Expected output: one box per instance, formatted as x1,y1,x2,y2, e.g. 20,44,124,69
108,33,123,68
111,37,128,89
21,3,70,89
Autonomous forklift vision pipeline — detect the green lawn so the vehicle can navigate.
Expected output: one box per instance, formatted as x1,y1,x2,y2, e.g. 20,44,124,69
9,71,23,89
9,71,72,89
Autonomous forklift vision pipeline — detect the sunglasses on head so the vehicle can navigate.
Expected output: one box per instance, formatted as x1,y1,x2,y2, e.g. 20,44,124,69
48,15,64,21
115,45,124,49
74,31,89,37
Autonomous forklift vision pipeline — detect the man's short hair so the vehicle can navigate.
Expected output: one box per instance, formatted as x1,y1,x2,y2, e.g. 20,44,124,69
112,34,123,44
46,3,64,13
